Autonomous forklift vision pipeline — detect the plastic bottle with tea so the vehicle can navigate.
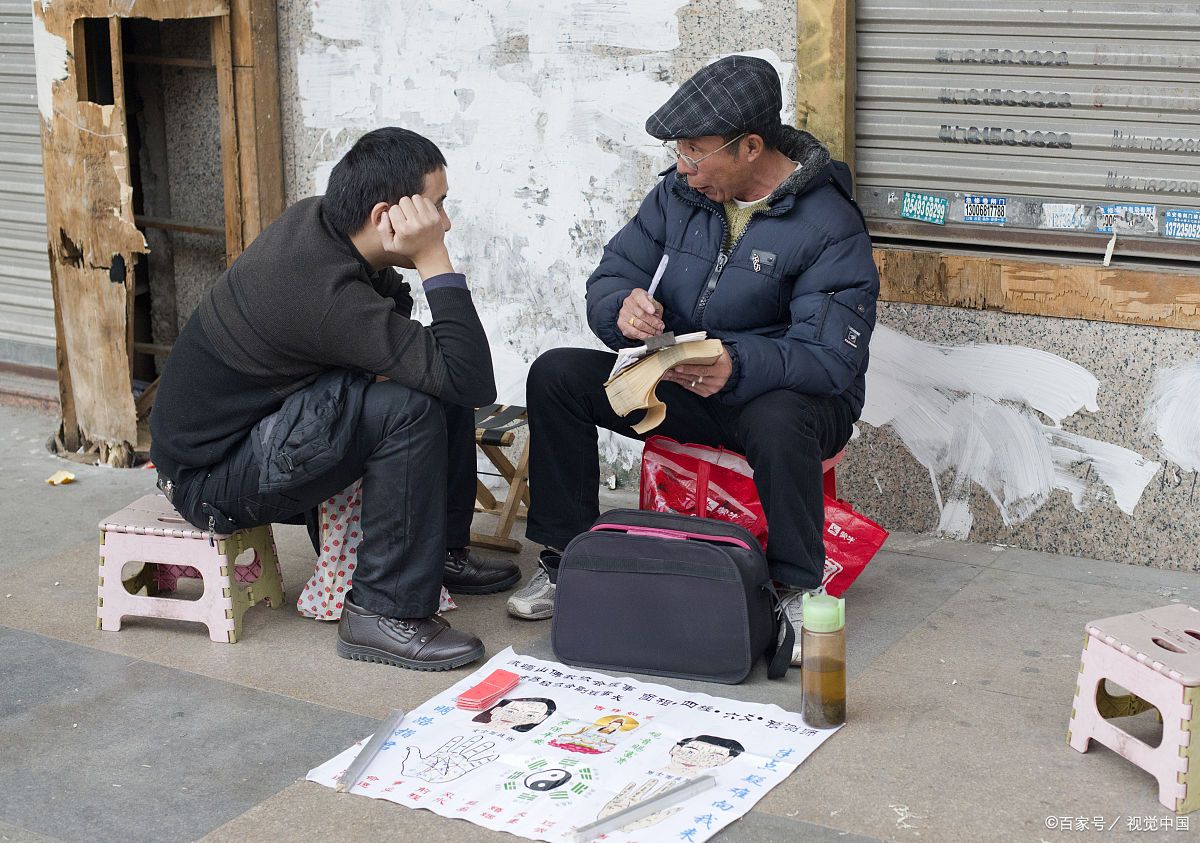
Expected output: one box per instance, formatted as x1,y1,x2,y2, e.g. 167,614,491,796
800,593,846,729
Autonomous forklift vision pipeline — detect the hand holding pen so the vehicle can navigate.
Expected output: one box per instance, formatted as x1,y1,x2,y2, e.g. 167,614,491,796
618,255,669,341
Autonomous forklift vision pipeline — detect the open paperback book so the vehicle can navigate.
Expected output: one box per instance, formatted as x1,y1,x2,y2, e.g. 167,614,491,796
606,330,707,379
604,332,725,434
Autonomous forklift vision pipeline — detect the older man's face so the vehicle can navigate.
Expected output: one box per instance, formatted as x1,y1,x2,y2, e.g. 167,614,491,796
670,135,746,203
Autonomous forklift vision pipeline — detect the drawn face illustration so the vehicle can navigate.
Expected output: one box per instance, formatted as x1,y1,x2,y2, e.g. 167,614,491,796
665,737,741,776
474,698,553,731
523,768,572,792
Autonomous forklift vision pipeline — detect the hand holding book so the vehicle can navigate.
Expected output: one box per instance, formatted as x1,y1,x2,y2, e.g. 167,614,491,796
605,254,731,432
604,334,726,433
661,345,733,397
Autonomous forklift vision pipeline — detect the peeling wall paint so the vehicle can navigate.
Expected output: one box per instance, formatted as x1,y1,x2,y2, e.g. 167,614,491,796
31,13,68,123
1144,359,1200,474
298,0,691,371
296,0,793,465
860,325,1160,539
287,0,1177,556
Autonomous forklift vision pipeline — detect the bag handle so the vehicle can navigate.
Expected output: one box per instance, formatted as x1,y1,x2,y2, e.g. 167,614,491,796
589,523,752,551
695,459,711,518
764,581,794,680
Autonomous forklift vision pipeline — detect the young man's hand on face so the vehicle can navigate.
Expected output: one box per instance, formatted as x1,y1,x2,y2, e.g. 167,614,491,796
377,195,453,279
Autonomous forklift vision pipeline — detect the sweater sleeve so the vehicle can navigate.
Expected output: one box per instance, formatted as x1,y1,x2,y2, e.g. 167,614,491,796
316,272,496,407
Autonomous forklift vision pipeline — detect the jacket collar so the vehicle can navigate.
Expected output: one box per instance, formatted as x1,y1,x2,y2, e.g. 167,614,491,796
318,198,391,283
666,125,833,210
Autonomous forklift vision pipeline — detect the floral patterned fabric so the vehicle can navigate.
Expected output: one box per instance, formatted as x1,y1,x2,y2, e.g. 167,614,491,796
297,479,457,620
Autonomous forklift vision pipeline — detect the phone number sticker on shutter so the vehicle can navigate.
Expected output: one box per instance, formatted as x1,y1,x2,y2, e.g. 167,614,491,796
900,192,948,225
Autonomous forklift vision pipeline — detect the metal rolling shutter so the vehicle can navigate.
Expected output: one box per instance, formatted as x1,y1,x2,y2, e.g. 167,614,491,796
0,1,55,368
855,1,1200,262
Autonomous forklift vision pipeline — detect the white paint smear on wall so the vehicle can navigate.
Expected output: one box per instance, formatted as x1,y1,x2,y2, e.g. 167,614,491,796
862,325,1159,538
32,14,69,123
1143,358,1200,473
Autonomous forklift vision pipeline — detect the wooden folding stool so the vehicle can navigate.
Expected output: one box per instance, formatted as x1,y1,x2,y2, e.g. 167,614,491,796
471,403,530,553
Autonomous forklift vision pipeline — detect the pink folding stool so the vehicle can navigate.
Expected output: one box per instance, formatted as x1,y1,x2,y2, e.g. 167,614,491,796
1068,604,1200,814
97,494,284,643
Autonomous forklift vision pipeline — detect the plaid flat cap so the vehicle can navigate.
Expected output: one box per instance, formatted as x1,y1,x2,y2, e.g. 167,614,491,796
646,54,782,140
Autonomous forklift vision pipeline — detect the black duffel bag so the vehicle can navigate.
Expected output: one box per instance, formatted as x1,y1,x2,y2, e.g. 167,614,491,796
550,509,792,684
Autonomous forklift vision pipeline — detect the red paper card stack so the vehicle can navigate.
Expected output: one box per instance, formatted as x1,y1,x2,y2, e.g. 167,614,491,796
455,669,520,710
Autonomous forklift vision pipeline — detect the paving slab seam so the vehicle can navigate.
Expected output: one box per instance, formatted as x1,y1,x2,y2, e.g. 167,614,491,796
887,548,1000,570
990,552,1200,587
859,661,1066,705
0,623,387,720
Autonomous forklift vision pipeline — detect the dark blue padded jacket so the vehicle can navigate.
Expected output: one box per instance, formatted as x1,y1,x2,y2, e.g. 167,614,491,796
585,126,879,418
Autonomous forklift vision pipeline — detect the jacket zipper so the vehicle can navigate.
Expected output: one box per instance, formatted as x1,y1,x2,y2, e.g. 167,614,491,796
692,252,728,326
693,220,768,327
675,188,784,328
815,291,834,336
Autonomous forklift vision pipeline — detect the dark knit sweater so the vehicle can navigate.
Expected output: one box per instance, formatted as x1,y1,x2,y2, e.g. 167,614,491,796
150,196,496,483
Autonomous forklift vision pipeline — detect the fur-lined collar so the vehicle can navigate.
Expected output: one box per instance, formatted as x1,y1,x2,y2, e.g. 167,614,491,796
674,124,832,204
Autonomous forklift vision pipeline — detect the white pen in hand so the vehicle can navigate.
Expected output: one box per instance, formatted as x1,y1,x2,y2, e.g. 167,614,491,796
646,254,669,300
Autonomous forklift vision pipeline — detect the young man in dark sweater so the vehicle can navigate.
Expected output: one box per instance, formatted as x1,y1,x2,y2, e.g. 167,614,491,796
150,127,516,671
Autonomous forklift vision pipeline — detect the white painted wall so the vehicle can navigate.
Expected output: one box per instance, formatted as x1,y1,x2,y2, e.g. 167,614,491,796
284,0,1193,561
295,0,794,464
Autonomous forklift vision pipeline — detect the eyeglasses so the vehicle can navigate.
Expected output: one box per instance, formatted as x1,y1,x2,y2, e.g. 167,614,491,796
662,133,746,170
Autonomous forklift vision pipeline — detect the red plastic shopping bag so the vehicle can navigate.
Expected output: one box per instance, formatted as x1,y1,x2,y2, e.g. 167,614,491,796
639,435,888,597
639,436,767,545
820,495,889,597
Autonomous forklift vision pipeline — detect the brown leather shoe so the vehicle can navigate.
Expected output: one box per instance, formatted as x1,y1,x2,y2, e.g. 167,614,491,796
443,547,521,594
336,599,484,671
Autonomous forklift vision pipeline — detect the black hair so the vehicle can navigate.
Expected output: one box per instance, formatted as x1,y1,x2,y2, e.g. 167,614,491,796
471,697,557,733
322,127,447,238
674,734,745,757
721,118,784,155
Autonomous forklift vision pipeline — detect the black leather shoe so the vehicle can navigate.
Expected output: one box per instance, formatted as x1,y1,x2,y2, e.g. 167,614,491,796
443,547,521,595
336,599,484,671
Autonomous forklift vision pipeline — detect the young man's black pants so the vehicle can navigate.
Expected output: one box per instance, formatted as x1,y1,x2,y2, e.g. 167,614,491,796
525,347,855,590
169,380,479,619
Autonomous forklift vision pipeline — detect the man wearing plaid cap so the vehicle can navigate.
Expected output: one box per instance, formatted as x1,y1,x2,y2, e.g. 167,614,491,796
512,55,879,664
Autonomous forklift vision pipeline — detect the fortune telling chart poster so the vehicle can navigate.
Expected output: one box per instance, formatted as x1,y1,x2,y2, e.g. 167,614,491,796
308,648,837,842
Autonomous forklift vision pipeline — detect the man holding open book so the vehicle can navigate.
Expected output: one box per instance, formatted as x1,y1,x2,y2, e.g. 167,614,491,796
510,55,879,664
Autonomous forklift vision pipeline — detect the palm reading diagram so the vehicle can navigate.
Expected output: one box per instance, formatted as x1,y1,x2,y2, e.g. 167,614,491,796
402,734,499,783
308,648,836,842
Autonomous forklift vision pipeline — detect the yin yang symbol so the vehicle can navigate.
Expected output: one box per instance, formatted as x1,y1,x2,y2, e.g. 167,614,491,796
523,768,573,791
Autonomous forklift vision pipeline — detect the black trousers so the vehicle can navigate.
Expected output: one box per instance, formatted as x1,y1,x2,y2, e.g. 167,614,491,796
172,380,479,619
525,348,855,590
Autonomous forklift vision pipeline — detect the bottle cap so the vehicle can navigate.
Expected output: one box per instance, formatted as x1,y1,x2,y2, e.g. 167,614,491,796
801,593,844,632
